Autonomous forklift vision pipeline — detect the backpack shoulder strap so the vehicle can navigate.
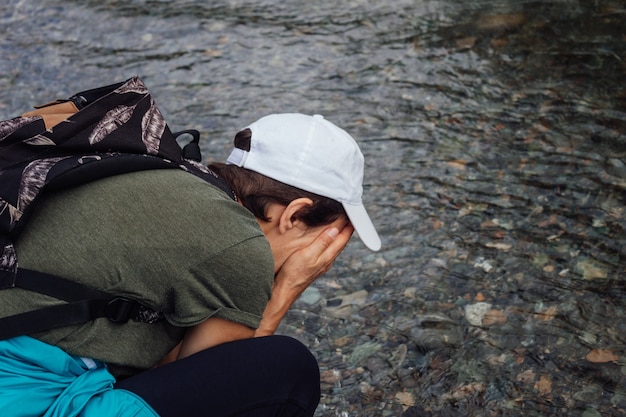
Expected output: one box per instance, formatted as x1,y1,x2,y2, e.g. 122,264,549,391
0,268,163,340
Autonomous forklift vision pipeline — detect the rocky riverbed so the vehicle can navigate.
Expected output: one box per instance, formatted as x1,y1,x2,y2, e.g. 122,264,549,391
1,1,625,416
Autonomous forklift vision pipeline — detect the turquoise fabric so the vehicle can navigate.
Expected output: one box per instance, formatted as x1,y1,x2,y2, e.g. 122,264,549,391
0,336,159,417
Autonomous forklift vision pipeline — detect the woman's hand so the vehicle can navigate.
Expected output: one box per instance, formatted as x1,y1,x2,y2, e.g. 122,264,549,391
255,219,354,336
277,218,353,293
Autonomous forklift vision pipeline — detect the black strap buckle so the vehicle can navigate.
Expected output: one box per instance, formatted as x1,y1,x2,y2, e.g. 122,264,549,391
104,297,139,324
174,130,202,162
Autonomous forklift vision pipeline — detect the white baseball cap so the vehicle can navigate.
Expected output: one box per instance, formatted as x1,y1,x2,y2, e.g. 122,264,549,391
226,113,381,251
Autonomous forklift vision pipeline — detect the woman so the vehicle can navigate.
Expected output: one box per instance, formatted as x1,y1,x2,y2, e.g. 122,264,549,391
0,112,380,416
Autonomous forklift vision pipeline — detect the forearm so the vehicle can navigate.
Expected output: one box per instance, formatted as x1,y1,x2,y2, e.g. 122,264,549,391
255,279,302,337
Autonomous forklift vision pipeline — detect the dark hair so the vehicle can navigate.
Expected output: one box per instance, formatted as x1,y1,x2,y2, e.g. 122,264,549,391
209,130,345,226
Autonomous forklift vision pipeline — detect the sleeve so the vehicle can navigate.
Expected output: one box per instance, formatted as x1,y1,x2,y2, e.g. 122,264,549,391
163,235,275,329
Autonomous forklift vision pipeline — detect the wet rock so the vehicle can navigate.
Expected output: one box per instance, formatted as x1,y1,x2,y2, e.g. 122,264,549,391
582,408,602,417
397,367,418,388
575,258,609,280
403,287,418,299
516,369,536,384
535,305,558,321
365,356,391,385
332,335,353,348
534,375,553,396
573,384,604,402
442,382,485,402
395,390,415,410
299,286,322,305
359,381,384,403
606,158,626,179
482,309,507,326
401,405,432,417
476,13,528,31
365,355,388,373
323,290,368,319
409,313,463,351
320,368,342,386
464,302,492,326
486,352,510,366
456,36,476,50
349,341,382,366
473,257,495,272
585,349,619,363
611,390,626,407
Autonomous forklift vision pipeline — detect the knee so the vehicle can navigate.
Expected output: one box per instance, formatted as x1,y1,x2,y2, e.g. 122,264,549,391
265,336,319,381
271,335,319,377
262,335,321,409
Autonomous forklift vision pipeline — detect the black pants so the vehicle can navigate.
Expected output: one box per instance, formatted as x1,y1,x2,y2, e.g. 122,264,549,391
116,335,320,417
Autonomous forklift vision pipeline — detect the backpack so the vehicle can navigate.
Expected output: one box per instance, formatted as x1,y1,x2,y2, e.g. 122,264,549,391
0,76,235,340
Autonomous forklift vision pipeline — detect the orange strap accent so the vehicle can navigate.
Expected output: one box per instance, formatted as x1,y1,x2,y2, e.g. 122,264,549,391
22,101,79,129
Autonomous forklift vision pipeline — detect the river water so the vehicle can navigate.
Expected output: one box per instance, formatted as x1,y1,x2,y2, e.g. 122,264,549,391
1,1,625,416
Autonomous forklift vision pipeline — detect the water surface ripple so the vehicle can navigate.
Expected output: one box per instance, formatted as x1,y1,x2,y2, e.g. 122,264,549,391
1,1,625,416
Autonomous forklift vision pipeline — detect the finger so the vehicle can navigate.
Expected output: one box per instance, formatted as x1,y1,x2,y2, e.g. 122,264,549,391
308,223,354,266
328,223,354,252
329,215,350,230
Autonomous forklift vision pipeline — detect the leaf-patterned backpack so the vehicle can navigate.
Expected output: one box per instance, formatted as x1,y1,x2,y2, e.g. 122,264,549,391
0,76,235,340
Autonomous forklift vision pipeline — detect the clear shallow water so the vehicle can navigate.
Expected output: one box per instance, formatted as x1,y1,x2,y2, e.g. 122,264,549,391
1,1,625,416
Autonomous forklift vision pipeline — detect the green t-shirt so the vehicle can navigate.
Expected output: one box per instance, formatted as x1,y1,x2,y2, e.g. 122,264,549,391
0,169,274,377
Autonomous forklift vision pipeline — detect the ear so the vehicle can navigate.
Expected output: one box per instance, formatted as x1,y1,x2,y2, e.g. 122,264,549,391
278,198,313,234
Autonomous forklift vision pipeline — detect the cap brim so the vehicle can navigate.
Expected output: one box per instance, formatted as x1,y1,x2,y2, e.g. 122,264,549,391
343,203,381,251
